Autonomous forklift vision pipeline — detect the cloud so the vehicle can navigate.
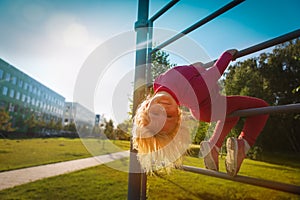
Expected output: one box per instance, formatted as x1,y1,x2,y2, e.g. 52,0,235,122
45,13,92,49
63,23,89,48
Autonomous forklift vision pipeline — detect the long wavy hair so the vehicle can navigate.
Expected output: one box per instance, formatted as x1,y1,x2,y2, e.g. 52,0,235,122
132,95,191,174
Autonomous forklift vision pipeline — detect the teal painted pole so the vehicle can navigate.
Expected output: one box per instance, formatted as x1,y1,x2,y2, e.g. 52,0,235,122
128,0,149,199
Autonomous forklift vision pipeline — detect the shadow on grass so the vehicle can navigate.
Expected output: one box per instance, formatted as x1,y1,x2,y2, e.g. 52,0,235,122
260,152,300,168
154,173,222,200
245,162,299,172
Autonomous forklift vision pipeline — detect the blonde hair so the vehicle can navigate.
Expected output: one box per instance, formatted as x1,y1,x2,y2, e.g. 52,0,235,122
132,96,191,174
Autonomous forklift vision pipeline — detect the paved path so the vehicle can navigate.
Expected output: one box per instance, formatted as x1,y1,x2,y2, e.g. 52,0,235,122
0,151,129,191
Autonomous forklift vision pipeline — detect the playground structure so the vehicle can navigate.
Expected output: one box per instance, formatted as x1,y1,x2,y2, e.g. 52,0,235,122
128,0,300,199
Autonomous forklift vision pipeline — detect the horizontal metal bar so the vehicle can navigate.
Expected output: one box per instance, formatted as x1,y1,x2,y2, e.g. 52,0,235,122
236,29,300,59
149,0,180,22
202,29,300,68
228,103,300,117
152,0,245,53
182,165,300,195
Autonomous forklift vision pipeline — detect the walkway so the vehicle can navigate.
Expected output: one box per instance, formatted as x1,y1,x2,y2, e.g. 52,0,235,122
0,151,129,191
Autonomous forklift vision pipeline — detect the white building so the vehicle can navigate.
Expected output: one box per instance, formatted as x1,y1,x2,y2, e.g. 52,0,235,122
63,102,95,131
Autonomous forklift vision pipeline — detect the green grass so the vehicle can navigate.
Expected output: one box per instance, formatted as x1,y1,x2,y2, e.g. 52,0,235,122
0,163,129,200
0,138,130,172
0,138,299,199
0,156,299,200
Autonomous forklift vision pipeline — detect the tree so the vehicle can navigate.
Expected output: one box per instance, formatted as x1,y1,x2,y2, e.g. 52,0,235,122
54,120,63,131
258,39,300,152
24,113,38,134
224,58,268,100
115,119,131,140
0,108,15,133
259,40,300,105
64,122,76,132
114,127,130,140
104,119,115,140
151,50,176,81
224,39,300,152
191,121,209,144
47,119,56,130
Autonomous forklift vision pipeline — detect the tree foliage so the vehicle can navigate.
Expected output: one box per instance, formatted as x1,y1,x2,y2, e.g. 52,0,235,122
224,39,300,152
191,121,210,144
150,50,176,81
24,113,38,133
64,122,77,132
104,119,115,140
0,108,15,132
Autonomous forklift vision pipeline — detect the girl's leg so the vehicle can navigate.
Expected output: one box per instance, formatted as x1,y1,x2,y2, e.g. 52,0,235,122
209,117,239,149
200,98,240,171
200,95,269,173
208,95,268,148
226,96,269,146
224,96,269,176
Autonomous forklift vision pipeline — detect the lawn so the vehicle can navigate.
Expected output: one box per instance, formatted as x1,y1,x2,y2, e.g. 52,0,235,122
0,138,299,199
0,138,130,171
0,156,299,200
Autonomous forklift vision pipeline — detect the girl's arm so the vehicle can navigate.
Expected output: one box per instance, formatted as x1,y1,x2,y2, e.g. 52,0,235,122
199,49,238,89
191,62,206,73
215,49,238,75
193,49,238,70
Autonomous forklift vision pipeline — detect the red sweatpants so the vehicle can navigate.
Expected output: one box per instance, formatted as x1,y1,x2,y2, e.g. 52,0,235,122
203,95,269,148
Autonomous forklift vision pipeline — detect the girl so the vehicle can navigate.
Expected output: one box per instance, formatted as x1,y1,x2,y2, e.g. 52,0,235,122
132,49,269,175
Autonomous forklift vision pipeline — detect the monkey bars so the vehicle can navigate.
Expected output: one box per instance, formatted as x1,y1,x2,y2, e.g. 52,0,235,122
182,165,300,195
229,103,300,117
151,0,245,53
203,28,300,67
130,0,300,199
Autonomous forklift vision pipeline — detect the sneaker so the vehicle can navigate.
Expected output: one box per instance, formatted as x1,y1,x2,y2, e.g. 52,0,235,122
200,141,219,171
225,137,250,176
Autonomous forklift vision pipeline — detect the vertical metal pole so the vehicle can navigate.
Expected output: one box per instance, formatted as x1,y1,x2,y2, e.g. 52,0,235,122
146,21,153,92
128,0,149,199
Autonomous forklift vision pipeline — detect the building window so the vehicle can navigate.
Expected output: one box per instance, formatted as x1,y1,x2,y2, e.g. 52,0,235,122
24,82,28,90
2,87,8,95
8,103,14,112
16,92,20,100
18,79,23,88
9,89,14,98
27,96,30,104
0,69,3,79
29,85,32,92
22,94,26,102
11,76,17,85
5,73,10,81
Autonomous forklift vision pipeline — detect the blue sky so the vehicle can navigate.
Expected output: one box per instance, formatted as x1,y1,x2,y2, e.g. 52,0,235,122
0,0,299,122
